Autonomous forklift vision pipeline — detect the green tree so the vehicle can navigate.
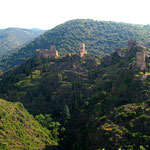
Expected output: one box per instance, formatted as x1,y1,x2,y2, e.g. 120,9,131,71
35,114,60,141
63,105,71,120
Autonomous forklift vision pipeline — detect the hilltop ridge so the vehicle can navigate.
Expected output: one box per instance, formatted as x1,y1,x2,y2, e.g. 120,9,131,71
1,19,150,71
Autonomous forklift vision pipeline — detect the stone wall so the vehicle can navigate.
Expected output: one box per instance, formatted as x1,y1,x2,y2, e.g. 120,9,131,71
116,49,126,57
137,45,147,51
36,45,58,58
136,52,146,70
128,40,136,51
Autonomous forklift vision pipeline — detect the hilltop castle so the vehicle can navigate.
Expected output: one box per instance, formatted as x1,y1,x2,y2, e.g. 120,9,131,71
36,43,87,58
36,45,58,58
36,41,149,71
116,40,149,70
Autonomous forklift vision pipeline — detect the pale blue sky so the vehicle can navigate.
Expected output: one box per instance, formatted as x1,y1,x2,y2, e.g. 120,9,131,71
0,0,149,29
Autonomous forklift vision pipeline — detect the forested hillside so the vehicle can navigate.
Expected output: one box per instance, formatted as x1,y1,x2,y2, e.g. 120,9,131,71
0,54,100,115
0,98,58,150
0,27,45,58
1,19,150,71
1,42,150,149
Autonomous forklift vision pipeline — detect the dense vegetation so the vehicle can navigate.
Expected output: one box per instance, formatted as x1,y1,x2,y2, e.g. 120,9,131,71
0,27,45,58
1,43,150,149
1,19,150,71
0,54,100,115
0,98,58,150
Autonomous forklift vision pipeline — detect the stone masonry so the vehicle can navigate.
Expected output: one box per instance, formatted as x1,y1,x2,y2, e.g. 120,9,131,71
79,43,87,58
116,49,126,57
128,40,136,51
116,40,137,58
136,52,146,70
115,40,148,70
36,45,58,58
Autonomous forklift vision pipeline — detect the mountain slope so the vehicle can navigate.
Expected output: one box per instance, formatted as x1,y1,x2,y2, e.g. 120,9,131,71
61,44,150,150
0,98,57,150
1,42,150,149
0,53,101,115
0,28,45,58
1,19,150,71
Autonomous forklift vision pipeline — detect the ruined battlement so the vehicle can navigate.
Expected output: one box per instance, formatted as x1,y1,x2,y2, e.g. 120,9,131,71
116,49,126,57
36,43,88,59
128,40,136,51
79,43,87,58
136,52,146,70
115,40,149,70
36,45,58,58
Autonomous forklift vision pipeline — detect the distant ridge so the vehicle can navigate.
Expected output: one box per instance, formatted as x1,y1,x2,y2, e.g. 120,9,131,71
0,27,45,58
31,28,43,30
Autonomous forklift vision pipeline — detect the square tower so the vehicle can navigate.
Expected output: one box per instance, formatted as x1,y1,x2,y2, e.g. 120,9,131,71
136,52,146,70
79,43,87,58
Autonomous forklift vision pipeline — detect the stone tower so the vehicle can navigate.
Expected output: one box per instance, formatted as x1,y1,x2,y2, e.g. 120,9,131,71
128,40,136,51
50,45,58,57
79,43,87,58
136,52,146,70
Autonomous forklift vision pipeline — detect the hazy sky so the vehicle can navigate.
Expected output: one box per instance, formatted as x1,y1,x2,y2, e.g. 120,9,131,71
0,0,149,29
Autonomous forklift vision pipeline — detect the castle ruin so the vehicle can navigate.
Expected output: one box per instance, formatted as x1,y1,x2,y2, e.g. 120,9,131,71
79,43,87,58
115,40,149,70
116,49,126,57
116,40,137,58
136,52,146,70
36,45,58,58
128,40,136,51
